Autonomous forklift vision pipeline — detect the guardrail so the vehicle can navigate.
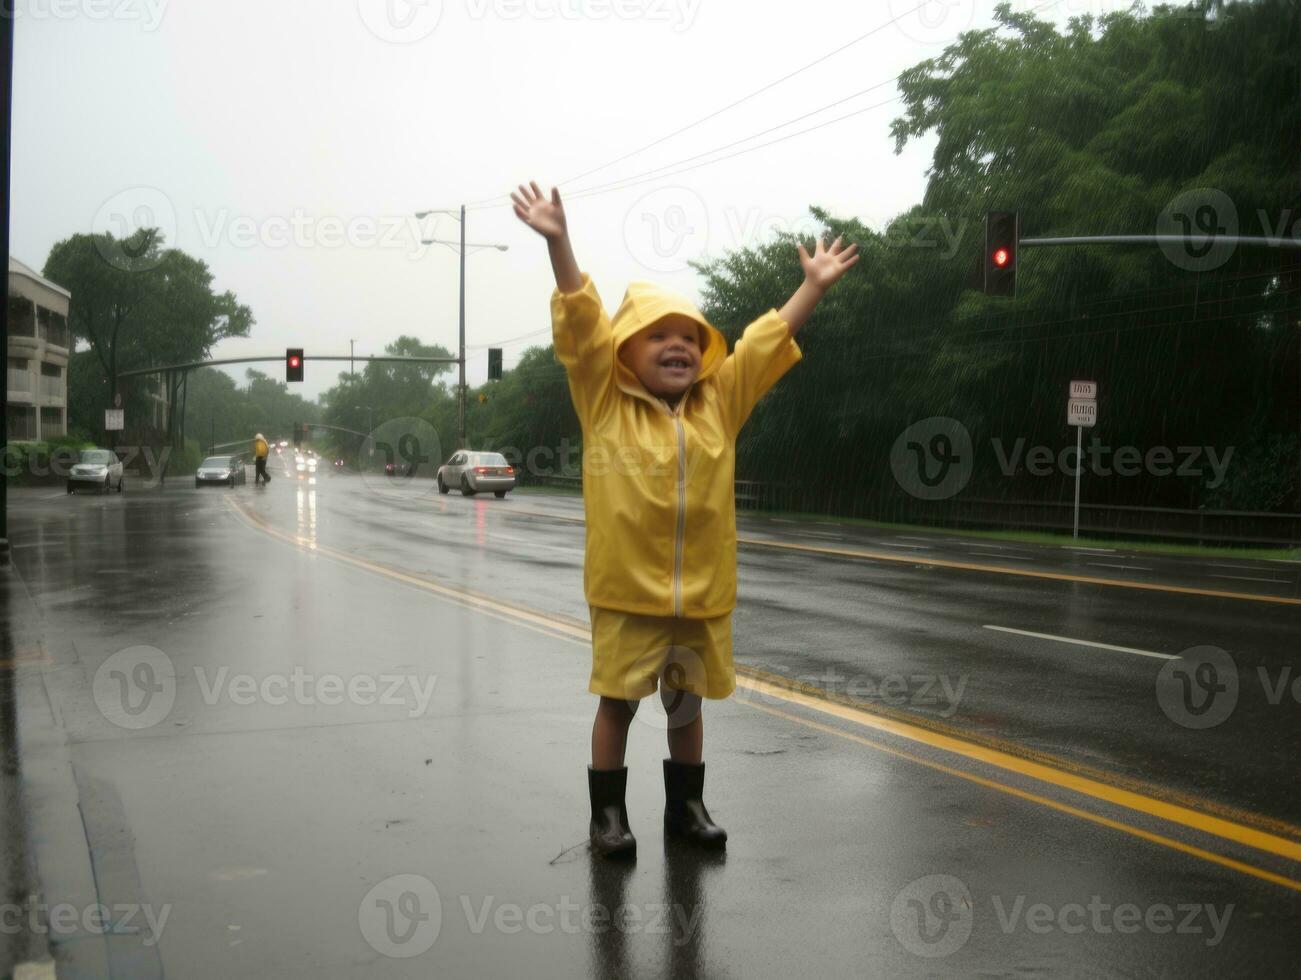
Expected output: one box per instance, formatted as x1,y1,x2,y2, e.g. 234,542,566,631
523,475,1300,548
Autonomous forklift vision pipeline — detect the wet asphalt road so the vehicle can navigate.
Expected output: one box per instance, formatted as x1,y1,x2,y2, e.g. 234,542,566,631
2,466,1298,978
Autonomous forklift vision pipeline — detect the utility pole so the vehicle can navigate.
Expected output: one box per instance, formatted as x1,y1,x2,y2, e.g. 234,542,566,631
350,338,356,378
458,204,466,449
1,0,14,563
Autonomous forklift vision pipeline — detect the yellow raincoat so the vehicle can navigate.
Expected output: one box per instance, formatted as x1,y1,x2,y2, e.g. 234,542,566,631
552,273,802,619
253,436,269,458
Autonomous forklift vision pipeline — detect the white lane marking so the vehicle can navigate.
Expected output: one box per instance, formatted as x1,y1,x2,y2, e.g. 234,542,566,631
801,531,845,540
1065,546,1116,553
768,518,797,524
967,552,1036,561
1205,562,1291,573
887,543,932,550
1209,573,1290,585
982,625,1177,660
1087,562,1153,571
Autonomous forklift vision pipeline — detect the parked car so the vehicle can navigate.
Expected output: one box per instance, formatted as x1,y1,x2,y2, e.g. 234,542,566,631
195,455,246,488
437,451,516,498
67,448,123,494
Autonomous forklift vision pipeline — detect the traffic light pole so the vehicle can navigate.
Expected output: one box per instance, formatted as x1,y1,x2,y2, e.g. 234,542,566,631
458,204,467,451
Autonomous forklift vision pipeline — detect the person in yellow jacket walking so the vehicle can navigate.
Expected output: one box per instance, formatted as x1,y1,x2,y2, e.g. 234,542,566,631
253,433,271,486
512,181,858,859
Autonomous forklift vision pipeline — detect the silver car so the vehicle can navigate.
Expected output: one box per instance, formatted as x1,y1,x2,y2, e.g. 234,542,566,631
67,448,123,494
195,455,247,488
437,451,516,498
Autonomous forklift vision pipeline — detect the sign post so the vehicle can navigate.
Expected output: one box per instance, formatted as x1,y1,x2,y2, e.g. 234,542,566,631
1067,381,1097,539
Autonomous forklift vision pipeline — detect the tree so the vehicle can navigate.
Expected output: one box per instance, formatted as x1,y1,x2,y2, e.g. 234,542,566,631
42,229,253,440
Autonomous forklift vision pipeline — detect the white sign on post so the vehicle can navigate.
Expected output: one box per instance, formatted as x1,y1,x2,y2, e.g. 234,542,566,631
1067,398,1097,427
105,409,124,431
1066,381,1097,540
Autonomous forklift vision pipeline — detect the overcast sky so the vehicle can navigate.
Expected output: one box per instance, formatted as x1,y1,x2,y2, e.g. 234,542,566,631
11,0,1132,401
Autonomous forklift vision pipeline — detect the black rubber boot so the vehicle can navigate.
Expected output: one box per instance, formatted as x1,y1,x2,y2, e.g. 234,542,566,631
588,766,636,859
663,759,727,849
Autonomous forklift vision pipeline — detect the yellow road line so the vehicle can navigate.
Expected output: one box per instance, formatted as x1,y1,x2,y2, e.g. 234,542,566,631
226,495,1301,883
745,702,1301,892
733,673,1300,863
506,505,1300,605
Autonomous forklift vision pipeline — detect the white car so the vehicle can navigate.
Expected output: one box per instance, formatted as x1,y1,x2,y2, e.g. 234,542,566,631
437,451,516,498
67,448,123,494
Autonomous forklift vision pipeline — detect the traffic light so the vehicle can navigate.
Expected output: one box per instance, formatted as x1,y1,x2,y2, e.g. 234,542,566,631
487,348,503,381
286,348,304,382
984,211,1019,296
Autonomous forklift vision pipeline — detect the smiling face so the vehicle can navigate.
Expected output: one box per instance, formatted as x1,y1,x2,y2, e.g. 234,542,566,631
619,314,703,404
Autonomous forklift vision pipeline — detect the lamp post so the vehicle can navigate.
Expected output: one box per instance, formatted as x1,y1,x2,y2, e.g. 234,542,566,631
415,205,509,449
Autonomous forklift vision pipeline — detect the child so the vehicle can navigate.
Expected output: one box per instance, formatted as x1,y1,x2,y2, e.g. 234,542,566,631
512,180,857,858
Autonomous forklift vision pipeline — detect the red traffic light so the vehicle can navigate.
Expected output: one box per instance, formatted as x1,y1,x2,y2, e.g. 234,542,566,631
286,347,305,382
992,247,1010,268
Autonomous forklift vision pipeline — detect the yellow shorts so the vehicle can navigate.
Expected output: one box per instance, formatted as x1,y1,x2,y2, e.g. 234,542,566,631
588,606,735,701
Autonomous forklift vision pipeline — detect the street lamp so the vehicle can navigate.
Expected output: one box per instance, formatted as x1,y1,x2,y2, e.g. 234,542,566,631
415,204,509,449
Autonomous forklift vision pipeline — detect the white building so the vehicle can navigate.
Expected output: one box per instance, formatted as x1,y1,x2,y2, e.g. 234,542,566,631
8,256,71,442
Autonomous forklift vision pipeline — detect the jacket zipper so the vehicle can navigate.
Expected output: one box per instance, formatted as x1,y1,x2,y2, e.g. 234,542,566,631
671,401,687,617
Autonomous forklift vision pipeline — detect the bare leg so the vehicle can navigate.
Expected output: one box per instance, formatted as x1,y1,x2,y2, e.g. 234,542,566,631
661,685,703,764
591,696,639,769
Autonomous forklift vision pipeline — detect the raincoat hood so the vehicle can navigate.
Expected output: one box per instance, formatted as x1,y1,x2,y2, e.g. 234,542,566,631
610,282,727,406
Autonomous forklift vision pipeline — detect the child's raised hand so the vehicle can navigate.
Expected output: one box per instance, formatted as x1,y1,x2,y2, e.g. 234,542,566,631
798,235,859,293
511,181,568,240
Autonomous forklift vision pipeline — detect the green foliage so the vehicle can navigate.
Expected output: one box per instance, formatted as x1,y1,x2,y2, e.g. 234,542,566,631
42,228,253,440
